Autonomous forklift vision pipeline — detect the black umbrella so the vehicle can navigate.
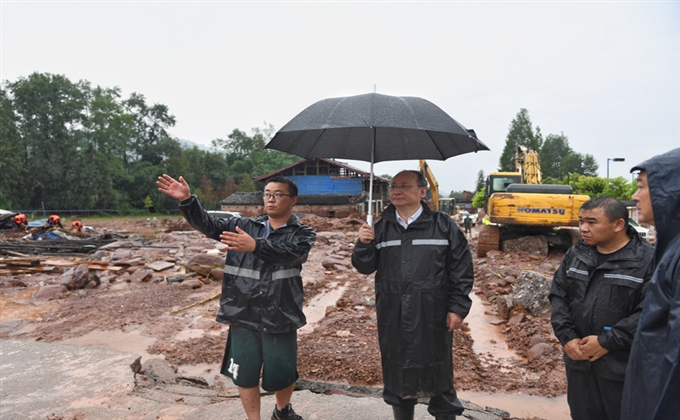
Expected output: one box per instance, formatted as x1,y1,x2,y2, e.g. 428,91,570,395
265,92,490,223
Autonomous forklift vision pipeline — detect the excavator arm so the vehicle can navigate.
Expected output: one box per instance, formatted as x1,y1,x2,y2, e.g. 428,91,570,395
419,160,439,211
515,146,542,184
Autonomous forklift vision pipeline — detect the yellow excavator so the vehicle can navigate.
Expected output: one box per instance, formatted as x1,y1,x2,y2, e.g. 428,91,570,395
419,160,457,216
477,146,590,257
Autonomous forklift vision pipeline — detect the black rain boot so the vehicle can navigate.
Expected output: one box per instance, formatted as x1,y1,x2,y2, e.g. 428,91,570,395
392,405,415,420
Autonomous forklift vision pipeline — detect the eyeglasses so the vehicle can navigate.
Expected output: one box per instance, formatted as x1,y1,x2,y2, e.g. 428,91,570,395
387,184,424,191
263,193,292,200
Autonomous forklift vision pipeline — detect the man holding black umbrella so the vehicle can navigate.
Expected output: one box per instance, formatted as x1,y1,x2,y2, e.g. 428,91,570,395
352,170,474,420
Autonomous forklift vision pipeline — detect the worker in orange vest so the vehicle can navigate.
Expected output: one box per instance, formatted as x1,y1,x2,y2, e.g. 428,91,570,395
47,214,63,228
72,220,83,231
14,213,28,229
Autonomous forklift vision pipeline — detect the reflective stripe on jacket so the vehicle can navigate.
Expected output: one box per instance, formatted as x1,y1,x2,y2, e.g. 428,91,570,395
352,203,473,397
549,226,655,381
179,195,316,333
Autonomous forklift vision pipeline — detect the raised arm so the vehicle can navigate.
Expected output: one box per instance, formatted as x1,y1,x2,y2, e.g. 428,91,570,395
157,174,191,201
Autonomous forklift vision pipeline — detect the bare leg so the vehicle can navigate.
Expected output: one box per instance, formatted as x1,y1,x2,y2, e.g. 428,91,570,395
274,382,296,411
239,386,261,420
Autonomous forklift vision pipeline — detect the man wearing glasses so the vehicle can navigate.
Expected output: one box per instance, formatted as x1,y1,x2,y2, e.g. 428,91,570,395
157,174,316,420
352,170,474,420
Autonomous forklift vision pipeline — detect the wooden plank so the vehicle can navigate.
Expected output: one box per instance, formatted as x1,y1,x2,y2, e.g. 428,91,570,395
85,264,124,271
44,260,77,267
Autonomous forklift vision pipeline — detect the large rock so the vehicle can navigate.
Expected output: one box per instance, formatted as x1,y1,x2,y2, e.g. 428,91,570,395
141,358,177,384
528,342,554,360
512,270,553,317
131,269,153,283
185,254,225,276
502,235,548,257
59,264,90,290
321,256,351,270
33,284,67,299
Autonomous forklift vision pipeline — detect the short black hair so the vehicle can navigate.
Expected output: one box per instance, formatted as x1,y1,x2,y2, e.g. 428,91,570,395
580,196,628,228
266,176,299,197
394,170,428,188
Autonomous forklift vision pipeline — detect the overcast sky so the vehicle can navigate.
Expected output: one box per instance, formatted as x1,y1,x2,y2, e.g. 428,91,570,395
2,1,678,194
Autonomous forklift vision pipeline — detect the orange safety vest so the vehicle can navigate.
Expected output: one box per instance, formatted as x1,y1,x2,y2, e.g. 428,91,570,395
72,220,83,230
48,215,61,225
15,214,27,225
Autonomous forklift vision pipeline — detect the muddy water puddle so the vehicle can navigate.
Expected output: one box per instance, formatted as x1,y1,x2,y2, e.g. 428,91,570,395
0,286,60,324
460,391,569,420
467,291,521,368
298,282,347,335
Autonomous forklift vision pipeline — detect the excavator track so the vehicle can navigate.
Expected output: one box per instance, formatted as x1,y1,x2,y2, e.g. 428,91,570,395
477,225,500,257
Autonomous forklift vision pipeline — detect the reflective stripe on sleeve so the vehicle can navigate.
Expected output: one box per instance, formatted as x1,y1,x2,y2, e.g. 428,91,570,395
412,239,449,246
567,267,589,276
224,265,260,280
376,240,401,249
272,268,300,280
604,273,644,284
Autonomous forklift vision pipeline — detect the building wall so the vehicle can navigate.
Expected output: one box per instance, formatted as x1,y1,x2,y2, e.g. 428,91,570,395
288,176,362,195
221,203,360,218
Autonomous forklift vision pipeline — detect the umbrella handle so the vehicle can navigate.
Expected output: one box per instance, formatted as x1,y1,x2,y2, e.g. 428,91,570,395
366,214,373,226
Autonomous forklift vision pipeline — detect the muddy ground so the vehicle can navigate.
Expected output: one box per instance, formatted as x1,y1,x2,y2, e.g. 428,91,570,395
0,215,568,417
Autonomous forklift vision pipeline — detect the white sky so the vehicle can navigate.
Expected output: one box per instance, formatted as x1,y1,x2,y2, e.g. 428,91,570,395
2,1,679,194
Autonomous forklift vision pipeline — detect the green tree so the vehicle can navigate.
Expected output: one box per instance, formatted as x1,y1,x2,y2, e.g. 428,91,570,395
574,175,607,198
499,109,543,171
123,92,179,166
213,124,298,182
448,191,464,199
602,177,634,200
581,154,599,177
8,72,89,209
540,133,573,180
215,177,239,202
0,88,25,208
475,170,485,193
81,86,132,209
144,196,153,211
471,187,486,208
239,173,257,192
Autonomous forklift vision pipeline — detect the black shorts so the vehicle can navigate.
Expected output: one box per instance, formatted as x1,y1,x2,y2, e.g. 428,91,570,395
221,325,298,391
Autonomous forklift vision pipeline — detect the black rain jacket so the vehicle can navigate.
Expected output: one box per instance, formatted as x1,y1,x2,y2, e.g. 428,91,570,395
549,226,655,381
622,148,680,420
179,195,316,333
351,203,473,398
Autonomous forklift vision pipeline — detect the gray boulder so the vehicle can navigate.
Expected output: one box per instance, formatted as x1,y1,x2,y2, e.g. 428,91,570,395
512,270,553,317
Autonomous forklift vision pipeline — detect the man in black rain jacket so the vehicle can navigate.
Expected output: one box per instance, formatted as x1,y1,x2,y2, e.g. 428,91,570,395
550,196,655,420
352,170,474,420
157,174,316,420
621,148,680,420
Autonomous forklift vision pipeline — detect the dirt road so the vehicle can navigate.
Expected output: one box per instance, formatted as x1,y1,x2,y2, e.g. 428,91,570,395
0,216,568,419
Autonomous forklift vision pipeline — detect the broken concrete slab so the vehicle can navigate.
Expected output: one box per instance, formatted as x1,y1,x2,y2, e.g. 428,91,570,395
146,261,175,272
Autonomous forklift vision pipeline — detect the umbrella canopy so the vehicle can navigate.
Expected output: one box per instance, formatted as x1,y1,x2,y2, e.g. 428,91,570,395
264,92,490,223
265,92,489,162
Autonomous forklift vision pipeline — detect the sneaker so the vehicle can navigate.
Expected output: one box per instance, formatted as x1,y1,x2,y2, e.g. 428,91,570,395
271,403,303,420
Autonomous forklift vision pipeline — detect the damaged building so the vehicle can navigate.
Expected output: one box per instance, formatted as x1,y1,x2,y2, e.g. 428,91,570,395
220,158,390,218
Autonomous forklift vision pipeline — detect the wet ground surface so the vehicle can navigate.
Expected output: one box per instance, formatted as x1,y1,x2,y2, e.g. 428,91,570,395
0,216,569,419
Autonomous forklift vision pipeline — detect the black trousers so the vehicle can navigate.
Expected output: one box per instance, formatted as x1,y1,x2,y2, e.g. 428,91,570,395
566,367,624,420
383,387,465,417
